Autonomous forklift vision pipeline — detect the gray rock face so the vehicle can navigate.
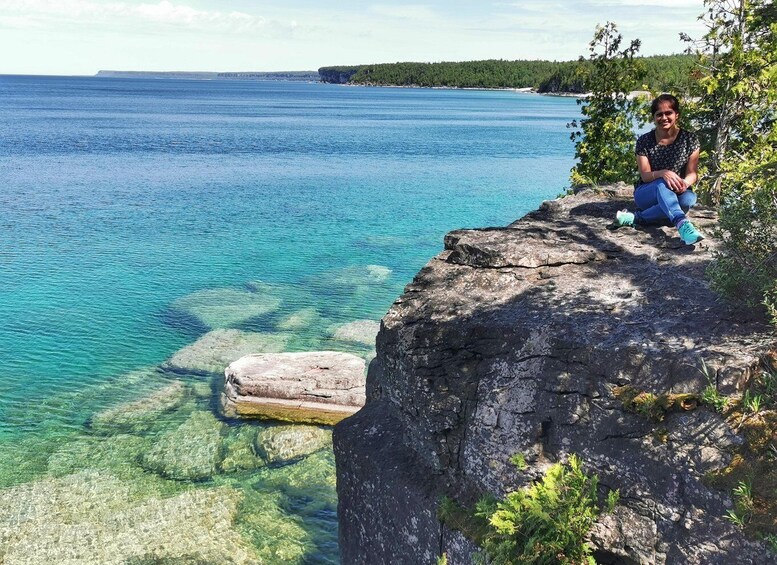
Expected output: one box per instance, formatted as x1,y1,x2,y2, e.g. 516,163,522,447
334,188,776,564
221,351,366,425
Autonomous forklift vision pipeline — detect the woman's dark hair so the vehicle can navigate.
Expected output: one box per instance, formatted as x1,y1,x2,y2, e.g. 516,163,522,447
651,93,680,116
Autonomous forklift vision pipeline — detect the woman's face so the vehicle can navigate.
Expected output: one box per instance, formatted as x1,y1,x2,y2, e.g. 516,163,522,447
654,101,678,131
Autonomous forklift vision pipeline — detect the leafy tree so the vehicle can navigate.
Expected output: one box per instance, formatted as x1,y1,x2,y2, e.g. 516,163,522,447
684,0,777,325
682,0,777,204
568,22,647,187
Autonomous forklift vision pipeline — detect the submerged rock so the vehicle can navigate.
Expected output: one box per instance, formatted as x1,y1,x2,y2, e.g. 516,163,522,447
168,287,281,330
331,319,380,346
163,329,289,376
141,411,224,481
334,188,775,564
255,425,332,465
304,264,393,297
219,425,264,474
47,434,151,479
365,264,392,281
89,381,189,433
221,351,366,425
0,471,258,564
276,307,322,332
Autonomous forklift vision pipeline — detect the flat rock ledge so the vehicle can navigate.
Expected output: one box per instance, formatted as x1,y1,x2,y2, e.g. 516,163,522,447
334,187,776,565
221,351,366,425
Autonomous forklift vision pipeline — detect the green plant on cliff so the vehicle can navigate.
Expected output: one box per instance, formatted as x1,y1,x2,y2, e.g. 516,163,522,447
726,480,755,527
472,455,615,565
704,356,777,547
679,0,777,325
568,22,647,187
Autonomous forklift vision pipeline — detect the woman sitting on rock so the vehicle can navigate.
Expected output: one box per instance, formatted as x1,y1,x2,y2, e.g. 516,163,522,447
616,93,703,245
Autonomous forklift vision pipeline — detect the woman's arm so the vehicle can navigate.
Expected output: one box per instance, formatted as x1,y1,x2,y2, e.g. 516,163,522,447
637,155,686,191
637,155,655,183
683,149,700,187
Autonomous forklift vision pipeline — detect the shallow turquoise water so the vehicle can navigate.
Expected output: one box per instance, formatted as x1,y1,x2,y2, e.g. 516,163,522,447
0,76,578,562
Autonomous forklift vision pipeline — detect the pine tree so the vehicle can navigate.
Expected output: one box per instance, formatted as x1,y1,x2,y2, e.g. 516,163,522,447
568,22,647,187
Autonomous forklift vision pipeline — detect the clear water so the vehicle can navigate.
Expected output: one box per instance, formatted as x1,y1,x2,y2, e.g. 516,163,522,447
0,75,578,563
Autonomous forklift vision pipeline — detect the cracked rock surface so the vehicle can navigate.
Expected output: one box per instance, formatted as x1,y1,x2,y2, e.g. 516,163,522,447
334,187,776,564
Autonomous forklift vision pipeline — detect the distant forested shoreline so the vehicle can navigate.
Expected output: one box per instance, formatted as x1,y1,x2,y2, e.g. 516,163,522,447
319,55,695,93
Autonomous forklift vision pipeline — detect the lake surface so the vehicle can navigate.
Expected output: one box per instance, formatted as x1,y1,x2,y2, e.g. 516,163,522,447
0,76,578,563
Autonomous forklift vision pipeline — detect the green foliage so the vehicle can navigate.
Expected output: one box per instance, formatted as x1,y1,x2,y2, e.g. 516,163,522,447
614,385,699,422
318,55,695,92
706,175,777,326
726,480,755,527
509,453,528,471
702,385,729,412
568,22,647,187
699,359,729,412
764,533,777,553
437,495,492,544
681,0,777,326
473,455,611,565
605,489,620,513
743,389,764,414
437,553,449,565
682,0,777,204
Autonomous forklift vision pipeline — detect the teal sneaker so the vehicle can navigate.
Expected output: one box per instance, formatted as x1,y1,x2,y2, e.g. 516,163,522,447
678,220,704,245
616,210,635,227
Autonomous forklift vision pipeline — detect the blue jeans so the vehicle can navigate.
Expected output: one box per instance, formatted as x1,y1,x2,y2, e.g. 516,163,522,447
634,179,697,226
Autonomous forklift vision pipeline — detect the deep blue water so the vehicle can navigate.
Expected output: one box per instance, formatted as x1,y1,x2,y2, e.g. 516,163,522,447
0,75,579,563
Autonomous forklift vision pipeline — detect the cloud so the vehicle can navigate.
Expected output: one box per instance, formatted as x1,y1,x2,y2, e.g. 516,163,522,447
370,4,437,21
589,0,700,5
0,0,267,32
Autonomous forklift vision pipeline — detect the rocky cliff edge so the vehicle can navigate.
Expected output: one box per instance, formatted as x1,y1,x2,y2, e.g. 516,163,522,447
334,186,776,564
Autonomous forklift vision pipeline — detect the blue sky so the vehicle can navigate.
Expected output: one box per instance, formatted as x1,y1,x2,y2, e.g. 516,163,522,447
0,0,706,75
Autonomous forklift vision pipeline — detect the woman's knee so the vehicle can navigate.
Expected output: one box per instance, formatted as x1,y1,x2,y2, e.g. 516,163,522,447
634,179,667,209
679,190,697,212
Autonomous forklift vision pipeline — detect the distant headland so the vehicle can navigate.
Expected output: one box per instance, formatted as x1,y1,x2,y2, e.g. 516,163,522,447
95,70,320,81
96,54,695,94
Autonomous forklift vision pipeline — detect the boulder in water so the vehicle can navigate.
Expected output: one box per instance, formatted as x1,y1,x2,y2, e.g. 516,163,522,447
220,425,265,474
221,351,366,425
276,307,322,332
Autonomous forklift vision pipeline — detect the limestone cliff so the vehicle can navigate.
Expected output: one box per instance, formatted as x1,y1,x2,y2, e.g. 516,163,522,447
333,186,776,564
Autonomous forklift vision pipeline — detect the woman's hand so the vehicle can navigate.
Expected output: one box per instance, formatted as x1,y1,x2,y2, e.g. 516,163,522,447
661,170,687,193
